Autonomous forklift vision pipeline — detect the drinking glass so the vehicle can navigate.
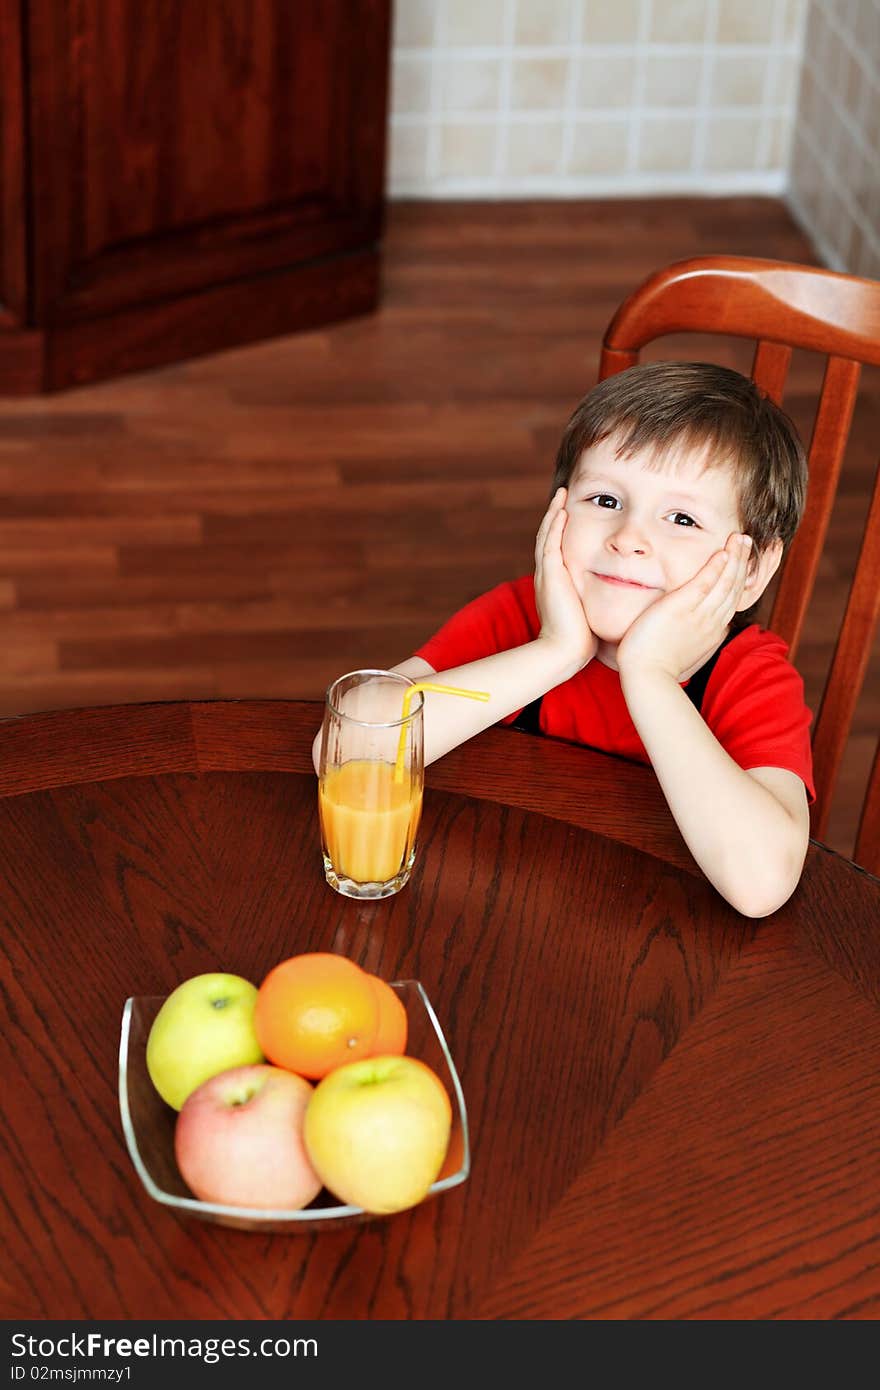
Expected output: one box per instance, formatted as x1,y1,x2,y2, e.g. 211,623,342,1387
318,669,425,899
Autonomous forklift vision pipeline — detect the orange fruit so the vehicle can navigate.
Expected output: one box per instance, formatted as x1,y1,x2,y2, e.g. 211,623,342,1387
367,974,408,1056
254,953,379,1080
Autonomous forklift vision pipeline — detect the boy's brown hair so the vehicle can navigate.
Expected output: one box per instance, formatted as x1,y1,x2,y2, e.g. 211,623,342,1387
551,361,808,562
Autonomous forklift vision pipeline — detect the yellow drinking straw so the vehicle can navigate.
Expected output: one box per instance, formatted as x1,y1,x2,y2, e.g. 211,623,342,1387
394,682,490,782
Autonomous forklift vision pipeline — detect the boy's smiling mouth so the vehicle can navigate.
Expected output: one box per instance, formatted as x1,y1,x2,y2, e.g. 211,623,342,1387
591,572,660,590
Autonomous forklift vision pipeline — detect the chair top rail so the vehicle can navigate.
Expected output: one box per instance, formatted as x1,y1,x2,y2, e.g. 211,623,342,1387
603,256,880,366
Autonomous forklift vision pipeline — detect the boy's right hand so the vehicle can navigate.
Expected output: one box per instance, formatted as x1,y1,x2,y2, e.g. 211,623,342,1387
534,487,596,670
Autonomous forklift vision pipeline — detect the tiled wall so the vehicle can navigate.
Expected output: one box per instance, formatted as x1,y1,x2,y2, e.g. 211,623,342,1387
389,0,808,196
788,0,880,277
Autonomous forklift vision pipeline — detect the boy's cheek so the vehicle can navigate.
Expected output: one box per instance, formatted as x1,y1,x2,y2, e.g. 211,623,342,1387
562,535,595,583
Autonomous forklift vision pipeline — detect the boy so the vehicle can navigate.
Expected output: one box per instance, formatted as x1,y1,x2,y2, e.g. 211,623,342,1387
317,362,814,919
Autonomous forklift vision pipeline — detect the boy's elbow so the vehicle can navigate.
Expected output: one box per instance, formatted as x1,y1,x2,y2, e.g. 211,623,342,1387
725,838,808,919
730,880,797,919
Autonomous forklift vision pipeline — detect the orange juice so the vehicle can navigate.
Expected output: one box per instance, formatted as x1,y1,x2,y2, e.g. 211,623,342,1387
319,760,423,884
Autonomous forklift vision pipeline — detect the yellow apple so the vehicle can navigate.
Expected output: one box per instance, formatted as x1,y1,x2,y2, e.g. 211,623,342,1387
146,972,264,1111
303,1054,452,1214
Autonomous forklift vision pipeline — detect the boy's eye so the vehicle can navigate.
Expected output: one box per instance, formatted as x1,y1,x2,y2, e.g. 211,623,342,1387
588,494,620,509
668,511,698,527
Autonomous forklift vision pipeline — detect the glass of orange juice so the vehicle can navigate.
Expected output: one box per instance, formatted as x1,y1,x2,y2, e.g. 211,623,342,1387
318,670,424,899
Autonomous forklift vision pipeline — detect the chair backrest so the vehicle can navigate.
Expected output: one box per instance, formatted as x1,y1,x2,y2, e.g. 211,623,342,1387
598,255,880,873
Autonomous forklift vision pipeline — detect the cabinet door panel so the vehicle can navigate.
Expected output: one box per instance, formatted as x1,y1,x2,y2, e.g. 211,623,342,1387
1,0,28,326
27,0,391,323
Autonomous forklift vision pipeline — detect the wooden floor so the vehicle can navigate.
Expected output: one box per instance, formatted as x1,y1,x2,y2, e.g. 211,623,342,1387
0,197,877,861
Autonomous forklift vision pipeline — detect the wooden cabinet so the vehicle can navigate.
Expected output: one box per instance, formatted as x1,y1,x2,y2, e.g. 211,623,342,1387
0,0,392,393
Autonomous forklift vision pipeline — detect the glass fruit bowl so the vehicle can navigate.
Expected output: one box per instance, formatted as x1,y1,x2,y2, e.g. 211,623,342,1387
118,980,470,1233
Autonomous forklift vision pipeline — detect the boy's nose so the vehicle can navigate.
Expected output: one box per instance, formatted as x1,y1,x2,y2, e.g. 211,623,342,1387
608,521,649,556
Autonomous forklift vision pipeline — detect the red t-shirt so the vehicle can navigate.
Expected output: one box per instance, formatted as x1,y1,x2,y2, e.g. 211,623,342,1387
414,574,815,802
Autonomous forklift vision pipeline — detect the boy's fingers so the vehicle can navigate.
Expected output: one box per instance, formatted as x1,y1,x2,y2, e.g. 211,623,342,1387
689,550,729,600
534,487,564,556
676,539,748,614
719,534,751,595
535,498,568,583
547,508,566,551
535,516,552,567
535,494,554,541
733,537,751,595
535,505,552,565
704,535,751,621
679,551,736,625
540,498,566,560
708,533,750,589
730,537,753,613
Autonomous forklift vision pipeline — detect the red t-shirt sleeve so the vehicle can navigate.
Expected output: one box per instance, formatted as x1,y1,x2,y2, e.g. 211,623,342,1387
413,576,538,672
702,628,816,803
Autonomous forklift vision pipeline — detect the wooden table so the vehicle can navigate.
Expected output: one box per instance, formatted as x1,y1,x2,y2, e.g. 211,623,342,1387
3,700,879,1321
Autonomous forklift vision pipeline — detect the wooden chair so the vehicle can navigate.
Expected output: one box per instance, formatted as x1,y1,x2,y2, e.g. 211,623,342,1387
598,255,880,874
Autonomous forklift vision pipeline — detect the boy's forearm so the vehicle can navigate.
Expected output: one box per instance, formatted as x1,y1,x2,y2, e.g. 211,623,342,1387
620,669,807,918
311,641,584,776
419,640,585,766
309,640,580,774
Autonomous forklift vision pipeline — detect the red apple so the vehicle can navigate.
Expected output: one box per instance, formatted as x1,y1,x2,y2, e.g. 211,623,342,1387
174,1064,322,1210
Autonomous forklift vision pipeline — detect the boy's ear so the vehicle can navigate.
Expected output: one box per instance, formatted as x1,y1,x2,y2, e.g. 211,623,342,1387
735,536,784,612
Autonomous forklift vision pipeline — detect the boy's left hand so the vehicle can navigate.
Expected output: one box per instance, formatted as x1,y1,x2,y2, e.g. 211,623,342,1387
616,533,753,684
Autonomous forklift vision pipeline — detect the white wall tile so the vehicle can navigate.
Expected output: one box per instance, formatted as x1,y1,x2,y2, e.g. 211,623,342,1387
770,51,800,109
712,53,769,106
854,0,880,57
438,57,502,112
762,112,792,169
575,54,637,108
442,0,507,47
511,57,571,109
866,76,880,147
389,123,430,184
568,116,631,172
393,0,439,49
504,120,566,175
638,116,697,171
642,53,704,107
579,0,642,44
438,122,498,177
782,0,806,43
649,0,710,44
787,0,879,274
388,0,818,202
716,0,776,45
515,0,575,47
392,55,433,114
704,114,763,170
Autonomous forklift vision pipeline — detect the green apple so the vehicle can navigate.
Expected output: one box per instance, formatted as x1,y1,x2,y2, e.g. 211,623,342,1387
146,972,264,1111
303,1054,452,1214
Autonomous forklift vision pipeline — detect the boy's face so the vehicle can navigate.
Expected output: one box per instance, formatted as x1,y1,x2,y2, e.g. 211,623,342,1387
562,433,749,660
